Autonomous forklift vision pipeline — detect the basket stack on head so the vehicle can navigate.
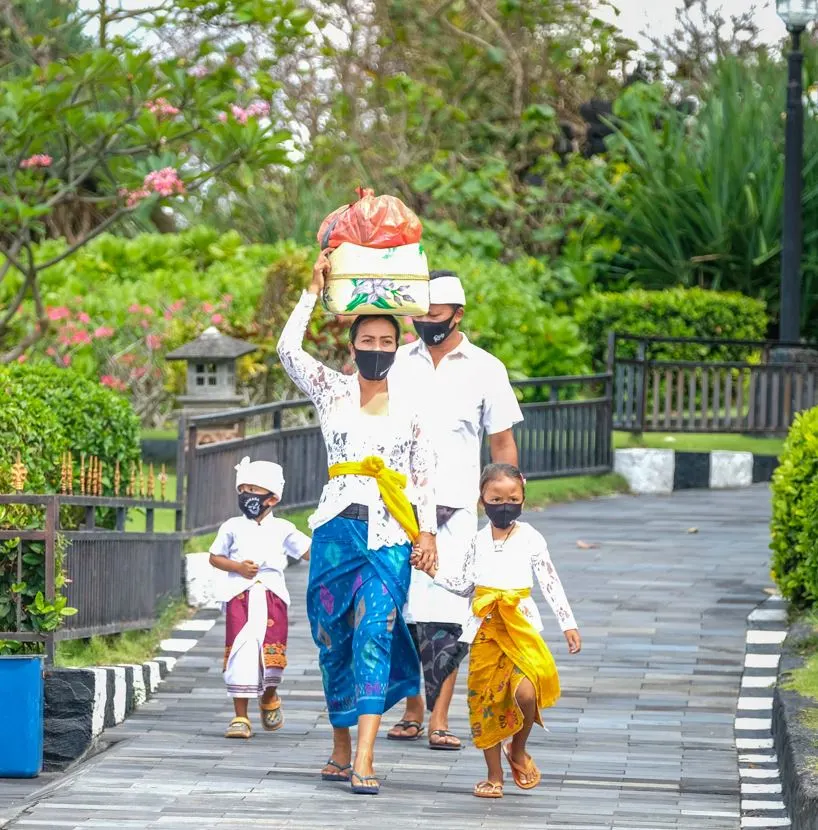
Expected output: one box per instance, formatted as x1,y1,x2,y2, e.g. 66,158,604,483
317,187,429,317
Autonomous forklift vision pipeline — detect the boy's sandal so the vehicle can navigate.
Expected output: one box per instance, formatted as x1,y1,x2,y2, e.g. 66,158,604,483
502,741,541,789
387,719,425,741
350,770,380,795
224,716,252,739
473,780,504,799
259,698,284,732
321,759,352,782
428,729,462,751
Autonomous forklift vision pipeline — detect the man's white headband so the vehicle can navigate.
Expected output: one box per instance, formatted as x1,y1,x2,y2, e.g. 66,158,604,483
429,276,466,307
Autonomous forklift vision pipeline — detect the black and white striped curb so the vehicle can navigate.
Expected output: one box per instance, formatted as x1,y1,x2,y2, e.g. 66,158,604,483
736,594,790,828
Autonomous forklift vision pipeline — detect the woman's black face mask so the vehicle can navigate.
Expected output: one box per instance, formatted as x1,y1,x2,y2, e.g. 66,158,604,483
353,347,396,380
483,501,523,530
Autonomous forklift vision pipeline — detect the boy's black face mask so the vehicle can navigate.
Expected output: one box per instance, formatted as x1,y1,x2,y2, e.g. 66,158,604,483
238,492,270,520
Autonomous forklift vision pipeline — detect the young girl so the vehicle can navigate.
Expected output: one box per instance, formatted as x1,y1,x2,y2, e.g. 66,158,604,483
427,462,581,798
209,457,311,739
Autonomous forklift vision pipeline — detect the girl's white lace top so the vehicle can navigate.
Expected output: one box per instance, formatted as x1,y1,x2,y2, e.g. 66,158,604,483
434,520,577,643
277,290,436,550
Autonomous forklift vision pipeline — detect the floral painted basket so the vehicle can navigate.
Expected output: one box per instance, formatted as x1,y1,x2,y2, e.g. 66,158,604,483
323,242,429,316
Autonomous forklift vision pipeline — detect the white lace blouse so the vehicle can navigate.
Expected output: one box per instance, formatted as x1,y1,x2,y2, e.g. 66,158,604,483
276,290,437,550
434,520,577,644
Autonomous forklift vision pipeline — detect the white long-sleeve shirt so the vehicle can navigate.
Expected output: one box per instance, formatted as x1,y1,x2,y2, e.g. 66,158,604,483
434,521,577,643
276,291,436,550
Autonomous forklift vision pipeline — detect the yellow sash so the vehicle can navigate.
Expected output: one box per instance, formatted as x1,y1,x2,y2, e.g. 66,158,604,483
328,455,419,542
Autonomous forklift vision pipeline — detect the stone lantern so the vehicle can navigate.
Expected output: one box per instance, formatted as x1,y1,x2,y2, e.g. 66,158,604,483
166,326,256,416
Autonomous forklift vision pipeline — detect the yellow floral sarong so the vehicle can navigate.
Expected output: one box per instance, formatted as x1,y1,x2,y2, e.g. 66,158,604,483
328,455,419,542
467,587,560,750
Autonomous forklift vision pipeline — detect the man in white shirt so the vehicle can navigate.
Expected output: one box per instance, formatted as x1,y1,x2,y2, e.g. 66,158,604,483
386,270,523,749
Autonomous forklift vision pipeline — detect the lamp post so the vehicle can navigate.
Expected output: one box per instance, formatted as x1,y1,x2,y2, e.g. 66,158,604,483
777,1,818,342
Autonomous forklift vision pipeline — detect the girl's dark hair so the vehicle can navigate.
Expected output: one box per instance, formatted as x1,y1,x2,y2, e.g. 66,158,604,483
479,463,526,496
349,314,400,346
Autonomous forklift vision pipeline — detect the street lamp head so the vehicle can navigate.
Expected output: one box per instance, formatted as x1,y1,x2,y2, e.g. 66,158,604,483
777,0,818,31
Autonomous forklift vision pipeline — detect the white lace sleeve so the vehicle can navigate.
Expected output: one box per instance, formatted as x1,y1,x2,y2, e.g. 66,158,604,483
276,291,342,408
434,535,477,597
532,534,577,632
409,411,436,534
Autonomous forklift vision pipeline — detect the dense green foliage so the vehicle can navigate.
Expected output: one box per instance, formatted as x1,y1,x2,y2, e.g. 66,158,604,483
771,407,818,605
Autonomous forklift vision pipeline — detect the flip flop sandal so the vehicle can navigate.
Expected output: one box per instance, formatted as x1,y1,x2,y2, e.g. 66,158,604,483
428,729,462,751
386,719,425,742
473,780,504,799
225,716,252,739
502,741,541,790
259,699,284,732
321,759,352,782
350,770,380,795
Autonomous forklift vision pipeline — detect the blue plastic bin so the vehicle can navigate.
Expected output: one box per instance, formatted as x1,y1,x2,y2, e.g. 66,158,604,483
0,655,44,778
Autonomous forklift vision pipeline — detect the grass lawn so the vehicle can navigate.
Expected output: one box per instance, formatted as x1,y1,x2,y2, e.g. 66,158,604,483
56,598,191,667
614,430,785,456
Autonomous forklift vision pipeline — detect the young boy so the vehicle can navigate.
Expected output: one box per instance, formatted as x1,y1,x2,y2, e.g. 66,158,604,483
209,456,310,739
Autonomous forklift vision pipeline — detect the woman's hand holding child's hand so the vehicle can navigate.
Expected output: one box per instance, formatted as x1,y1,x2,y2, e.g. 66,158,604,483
564,629,582,654
238,560,259,580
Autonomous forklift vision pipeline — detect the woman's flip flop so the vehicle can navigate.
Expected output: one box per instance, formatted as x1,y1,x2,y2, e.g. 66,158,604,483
387,719,425,741
350,770,380,795
224,716,252,739
259,698,284,732
502,741,541,789
428,729,462,751
321,759,352,782
473,780,504,799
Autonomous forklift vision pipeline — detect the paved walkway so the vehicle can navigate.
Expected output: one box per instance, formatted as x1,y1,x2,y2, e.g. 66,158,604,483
1,487,774,829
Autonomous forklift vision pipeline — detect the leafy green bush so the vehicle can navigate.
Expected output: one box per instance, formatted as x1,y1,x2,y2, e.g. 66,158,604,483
771,407,818,606
575,287,768,368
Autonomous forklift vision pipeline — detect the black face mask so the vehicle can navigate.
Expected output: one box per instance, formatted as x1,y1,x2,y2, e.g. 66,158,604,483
353,348,395,381
413,314,456,347
238,492,270,520
483,501,523,530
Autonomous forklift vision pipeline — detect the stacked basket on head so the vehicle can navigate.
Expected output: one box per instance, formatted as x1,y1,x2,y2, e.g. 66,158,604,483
318,188,429,317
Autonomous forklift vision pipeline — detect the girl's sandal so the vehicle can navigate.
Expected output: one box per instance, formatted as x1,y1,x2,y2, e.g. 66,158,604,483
473,780,504,799
502,741,541,790
259,698,284,732
225,716,252,739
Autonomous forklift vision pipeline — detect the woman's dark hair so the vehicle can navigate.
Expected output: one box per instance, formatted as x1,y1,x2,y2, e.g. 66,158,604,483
479,462,526,496
349,314,400,346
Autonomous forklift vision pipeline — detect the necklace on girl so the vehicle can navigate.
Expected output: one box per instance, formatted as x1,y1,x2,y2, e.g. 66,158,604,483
493,523,516,553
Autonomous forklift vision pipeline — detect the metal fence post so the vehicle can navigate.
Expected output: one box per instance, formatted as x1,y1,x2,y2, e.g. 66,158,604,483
175,415,186,533
44,496,57,666
634,341,648,436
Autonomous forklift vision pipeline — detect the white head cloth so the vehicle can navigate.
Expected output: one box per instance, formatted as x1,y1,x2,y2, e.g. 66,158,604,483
429,275,466,306
234,456,285,498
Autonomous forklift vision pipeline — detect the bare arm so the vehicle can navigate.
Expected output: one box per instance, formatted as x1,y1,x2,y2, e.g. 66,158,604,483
209,554,258,580
489,428,518,466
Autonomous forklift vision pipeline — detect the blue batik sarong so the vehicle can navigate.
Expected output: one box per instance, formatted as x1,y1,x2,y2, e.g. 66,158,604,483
308,516,420,728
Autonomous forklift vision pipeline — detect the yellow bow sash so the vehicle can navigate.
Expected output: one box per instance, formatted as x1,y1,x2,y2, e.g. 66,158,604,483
328,455,419,542
472,586,532,621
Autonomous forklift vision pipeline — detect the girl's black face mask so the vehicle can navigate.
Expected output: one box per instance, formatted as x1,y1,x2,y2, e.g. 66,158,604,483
353,347,396,381
483,501,523,530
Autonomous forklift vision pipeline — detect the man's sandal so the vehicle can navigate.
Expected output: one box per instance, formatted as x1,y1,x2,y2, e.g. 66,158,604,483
259,698,284,732
321,759,352,782
502,741,541,789
350,770,380,795
473,780,504,799
225,716,252,739
428,729,462,751
386,719,425,742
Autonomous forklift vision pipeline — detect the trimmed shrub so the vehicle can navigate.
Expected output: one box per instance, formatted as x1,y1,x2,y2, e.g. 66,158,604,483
770,407,818,606
575,287,769,368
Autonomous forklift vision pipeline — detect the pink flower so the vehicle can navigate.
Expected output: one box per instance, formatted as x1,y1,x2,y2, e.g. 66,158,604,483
404,332,417,343
164,310,173,320
128,304,142,313
100,375,126,392
245,101,271,119
143,167,185,198
218,112,228,123
144,98,180,119
145,334,162,350
131,366,148,379
94,326,115,338
231,104,249,124
125,187,151,208
189,65,210,79
71,330,91,345
46,306,71,321
142,305,154,316
211,313,224,324
140,319,150,330
46,347,56,357
222,293,233,305
20,154,53,169
62,354,72,366
17,354,26,363
202,302,215,313
169,300,185,312
77,311,91,324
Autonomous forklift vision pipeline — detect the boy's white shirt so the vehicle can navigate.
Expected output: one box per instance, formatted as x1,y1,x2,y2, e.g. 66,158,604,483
209,513,310,605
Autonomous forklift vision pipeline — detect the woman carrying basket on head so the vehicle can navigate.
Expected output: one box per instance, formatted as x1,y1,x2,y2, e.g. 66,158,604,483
276,250,437,796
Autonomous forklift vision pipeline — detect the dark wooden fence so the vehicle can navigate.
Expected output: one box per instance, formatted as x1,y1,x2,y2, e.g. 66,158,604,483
181,374,614,536
0,494,184,661
609,334,818,434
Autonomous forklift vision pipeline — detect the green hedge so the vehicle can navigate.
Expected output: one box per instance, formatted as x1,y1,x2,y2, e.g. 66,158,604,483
574,287,769,368
771,407,818,606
